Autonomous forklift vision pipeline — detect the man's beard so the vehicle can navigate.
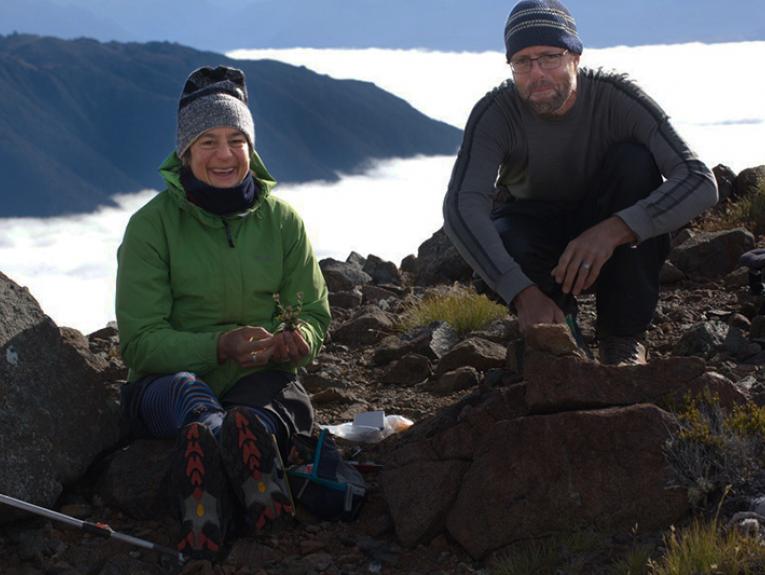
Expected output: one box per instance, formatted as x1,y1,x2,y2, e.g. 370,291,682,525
520,77,573,117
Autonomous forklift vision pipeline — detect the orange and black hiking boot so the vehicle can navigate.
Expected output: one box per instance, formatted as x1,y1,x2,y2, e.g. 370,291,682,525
220,407,294,533
171,421,227,560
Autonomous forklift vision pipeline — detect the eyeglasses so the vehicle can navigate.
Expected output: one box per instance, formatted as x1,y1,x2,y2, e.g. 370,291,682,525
510,50,569,74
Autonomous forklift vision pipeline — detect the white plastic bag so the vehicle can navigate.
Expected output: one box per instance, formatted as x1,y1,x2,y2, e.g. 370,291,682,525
321,413,414,443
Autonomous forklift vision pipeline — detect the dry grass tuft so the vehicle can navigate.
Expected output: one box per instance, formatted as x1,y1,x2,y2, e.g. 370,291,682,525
398,285,507,335
648,514,765,575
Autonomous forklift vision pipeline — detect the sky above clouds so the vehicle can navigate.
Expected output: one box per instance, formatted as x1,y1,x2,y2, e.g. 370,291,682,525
1,43,764,333
3,0,764,51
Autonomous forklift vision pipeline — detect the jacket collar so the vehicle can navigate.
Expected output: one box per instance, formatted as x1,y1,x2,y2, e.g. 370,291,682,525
158,149,277,225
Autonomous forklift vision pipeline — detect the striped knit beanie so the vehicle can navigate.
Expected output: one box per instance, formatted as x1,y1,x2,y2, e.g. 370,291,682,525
504,0,583,61
176,66,255,157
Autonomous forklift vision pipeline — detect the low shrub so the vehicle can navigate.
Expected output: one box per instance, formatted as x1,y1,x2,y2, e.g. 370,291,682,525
703,175,765,234
398,285,507,335
663,393,764,507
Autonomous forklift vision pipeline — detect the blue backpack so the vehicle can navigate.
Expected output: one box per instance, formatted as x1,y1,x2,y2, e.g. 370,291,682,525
287,429,367,521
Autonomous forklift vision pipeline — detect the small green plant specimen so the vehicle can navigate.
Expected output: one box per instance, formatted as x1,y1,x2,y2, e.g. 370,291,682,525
399,285,507,335
273,291,304,331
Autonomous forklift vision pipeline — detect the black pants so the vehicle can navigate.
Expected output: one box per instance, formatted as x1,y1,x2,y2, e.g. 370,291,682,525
493,142,671,338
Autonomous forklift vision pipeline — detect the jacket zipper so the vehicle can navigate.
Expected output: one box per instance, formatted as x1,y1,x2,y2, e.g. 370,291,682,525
222,219,235,248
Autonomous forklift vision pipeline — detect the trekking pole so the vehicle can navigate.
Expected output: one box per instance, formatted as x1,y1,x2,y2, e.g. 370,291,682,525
0,493,186,564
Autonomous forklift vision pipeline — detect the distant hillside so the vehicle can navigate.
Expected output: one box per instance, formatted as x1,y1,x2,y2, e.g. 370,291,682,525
0,34,461,217
0,0,763,52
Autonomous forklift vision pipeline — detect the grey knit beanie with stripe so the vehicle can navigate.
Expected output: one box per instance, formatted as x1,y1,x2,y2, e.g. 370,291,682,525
504,0,583,61
176,66,255,157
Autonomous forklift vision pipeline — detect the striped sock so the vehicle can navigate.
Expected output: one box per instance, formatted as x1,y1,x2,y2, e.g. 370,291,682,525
140,372,226,438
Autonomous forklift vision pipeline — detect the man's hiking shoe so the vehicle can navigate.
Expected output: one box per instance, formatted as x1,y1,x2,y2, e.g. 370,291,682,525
599,336,648,366
220,407,294,533
171,422,227,561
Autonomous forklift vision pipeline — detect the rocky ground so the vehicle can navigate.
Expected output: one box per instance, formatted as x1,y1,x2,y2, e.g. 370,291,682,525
1,268,763,575
2,165,765,575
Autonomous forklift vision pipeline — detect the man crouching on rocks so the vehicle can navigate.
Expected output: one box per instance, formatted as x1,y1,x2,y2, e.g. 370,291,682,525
443,0,718,365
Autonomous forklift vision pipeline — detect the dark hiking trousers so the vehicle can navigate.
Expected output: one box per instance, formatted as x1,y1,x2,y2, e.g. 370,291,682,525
120,370,313,460
492,142,672,338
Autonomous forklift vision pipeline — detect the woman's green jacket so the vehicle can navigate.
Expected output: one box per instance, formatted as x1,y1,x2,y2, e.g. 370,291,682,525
115,150,330,397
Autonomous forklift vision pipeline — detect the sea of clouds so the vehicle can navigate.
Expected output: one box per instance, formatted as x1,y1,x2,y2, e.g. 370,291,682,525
1,43,763,333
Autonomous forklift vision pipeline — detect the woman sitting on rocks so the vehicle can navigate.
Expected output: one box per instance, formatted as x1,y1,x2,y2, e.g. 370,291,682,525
115,65,330,560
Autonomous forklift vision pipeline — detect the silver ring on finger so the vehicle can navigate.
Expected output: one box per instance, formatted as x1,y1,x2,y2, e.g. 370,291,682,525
581,261,592,270
250,351,258,363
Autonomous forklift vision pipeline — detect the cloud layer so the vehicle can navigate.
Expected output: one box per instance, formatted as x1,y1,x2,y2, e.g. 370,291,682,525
2,43,763,333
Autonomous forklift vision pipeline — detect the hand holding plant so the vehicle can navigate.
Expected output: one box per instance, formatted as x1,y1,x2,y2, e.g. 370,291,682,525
272,292,310,363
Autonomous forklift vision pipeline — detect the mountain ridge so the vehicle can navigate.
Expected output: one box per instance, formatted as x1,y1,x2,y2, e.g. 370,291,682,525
0,34,461,217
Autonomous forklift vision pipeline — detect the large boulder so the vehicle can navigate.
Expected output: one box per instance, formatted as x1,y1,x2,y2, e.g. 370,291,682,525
735,165,765,198
381,386,690,558
378,324,745,558
446,404,687,558
669,228,755,279
382,385,528,549
319,258,372,292
0,272,121,519
363,255,403,286
414,228,473,286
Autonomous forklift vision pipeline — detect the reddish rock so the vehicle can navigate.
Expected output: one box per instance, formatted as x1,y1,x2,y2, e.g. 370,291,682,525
687,371,749,409
446,404,688,558
382,459,470,547
524,323,582,357
524,353,709,413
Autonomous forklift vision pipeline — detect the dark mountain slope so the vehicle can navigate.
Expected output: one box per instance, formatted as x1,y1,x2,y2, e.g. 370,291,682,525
0,34,461,217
